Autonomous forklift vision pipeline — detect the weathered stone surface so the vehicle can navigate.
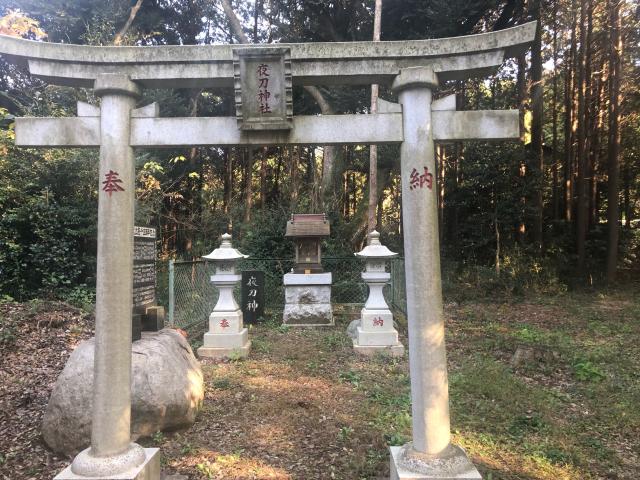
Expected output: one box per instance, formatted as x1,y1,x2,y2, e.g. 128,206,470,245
284,285,331,304
346,319,360,339
42,330,204,456
283,303,333,325
55,448,160,480
390,444,481,480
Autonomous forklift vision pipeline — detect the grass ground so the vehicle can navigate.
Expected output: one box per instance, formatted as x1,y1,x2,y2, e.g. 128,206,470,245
1,284,638,479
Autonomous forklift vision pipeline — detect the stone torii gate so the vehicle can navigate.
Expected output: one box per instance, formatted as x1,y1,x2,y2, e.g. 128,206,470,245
0,23,535,480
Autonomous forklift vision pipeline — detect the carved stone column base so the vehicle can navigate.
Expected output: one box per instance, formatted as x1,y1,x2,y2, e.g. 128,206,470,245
390,443,481,480
55,447,160,479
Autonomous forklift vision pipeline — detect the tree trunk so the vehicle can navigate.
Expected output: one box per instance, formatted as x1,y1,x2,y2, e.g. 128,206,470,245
517,54,527,243
244,148,253,223
606,0,622,282
576,0,588,275
113,0,143,45
564,0,577,222
367,0,383,233
530,0,544,249
551,0,560,222
291,146,299,210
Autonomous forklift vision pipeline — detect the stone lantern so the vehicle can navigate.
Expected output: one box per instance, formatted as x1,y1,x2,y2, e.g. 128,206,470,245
197,233,251,358
352,230,404,356
283,213,333,326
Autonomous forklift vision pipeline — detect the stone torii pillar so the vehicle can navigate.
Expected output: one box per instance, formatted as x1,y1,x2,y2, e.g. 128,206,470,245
57,74,160,480
389,67,478,479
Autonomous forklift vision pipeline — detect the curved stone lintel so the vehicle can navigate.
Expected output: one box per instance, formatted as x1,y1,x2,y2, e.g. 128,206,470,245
0,22,535,64
0,23,535,88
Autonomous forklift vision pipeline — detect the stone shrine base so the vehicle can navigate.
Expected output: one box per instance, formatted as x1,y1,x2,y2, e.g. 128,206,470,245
283,273,333,326
389,444,481,480
55,448,160,480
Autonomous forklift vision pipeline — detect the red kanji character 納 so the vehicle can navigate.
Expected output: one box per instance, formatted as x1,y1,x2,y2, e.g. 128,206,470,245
219,318,230,328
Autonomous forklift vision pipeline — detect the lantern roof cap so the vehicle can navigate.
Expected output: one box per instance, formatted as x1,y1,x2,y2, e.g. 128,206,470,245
355,230,398,258
202,233,248,261
285,213,330,237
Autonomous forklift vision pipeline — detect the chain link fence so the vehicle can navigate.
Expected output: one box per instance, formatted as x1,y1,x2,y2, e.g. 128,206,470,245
165,257,406,335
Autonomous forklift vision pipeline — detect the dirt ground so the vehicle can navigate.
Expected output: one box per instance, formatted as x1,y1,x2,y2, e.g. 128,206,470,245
0,289,638,479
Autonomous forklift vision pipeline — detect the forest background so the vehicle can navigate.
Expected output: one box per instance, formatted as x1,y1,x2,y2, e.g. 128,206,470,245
0,0,638,303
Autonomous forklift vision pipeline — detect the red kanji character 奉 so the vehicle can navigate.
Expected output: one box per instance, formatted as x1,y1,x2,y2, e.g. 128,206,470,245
257,63,270,77
102,170,124,196
219,318,230,329
409,168,420,191
373,317,384,327
420,166,433,190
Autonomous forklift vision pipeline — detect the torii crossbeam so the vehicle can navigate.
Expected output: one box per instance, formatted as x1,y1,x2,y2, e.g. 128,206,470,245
0,22,535,480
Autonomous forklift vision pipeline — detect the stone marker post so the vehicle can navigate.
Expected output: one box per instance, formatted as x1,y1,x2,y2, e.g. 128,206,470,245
389,67,481,479
58,73,160,480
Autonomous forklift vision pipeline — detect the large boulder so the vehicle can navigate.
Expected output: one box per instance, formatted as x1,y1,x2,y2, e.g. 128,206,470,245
42,329,204,456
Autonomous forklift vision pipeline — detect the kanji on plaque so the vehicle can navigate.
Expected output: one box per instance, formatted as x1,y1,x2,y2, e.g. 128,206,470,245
246,300,258,312
257,63,272,114
409,166,433,191
102,170,125,196
373,317,384,327
219,318,230,329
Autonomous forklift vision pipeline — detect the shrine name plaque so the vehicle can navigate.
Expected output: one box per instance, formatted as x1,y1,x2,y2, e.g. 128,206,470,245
133,226,156,312
233,47,293,131
241,270,265,324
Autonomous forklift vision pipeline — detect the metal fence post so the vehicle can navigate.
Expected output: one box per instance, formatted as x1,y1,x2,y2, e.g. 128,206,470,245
168,259,175,326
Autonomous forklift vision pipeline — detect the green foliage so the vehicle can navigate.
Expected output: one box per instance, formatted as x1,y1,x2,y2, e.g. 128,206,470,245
151,430,165,444
572,360,606,382
338,370,362,387
0,314,16,346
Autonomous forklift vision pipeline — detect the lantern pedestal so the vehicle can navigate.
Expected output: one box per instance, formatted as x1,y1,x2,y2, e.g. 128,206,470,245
282,273,333,326
199,313,251,359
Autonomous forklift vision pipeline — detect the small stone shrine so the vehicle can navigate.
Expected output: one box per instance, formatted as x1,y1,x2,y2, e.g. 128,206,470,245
352,230,404,356
198,233,251,359
283,214,333,326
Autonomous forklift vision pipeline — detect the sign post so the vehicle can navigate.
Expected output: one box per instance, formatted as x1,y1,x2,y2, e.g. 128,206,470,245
241,270,265,324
